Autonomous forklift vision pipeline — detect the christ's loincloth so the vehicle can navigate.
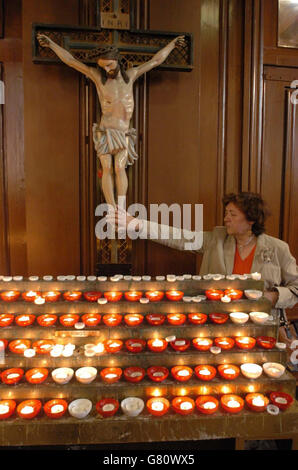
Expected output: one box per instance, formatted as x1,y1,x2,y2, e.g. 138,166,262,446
92,124,138,166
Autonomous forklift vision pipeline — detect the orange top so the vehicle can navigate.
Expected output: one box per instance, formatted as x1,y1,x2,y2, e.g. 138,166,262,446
232,244,257,275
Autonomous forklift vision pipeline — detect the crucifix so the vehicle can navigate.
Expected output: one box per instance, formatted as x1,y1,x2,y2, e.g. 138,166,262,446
33,0,193,275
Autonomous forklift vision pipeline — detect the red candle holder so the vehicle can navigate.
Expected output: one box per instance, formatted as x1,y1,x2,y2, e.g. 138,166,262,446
100,367,122,383
37,314,58,327
63,291,82,302
256,336,276,349
146,314,166,326
125,339,146,353
195,365,217,381
171,366,193,382
59,314,80,327
147,397,170,416
147,338,168,353
217,364,240,380
0,399,16,419
245,393,269,412
44,399,68,419
0,314,14,327
224,289,243,300
145,291,165,302
124,367,145,383
104,339,123,353
220,394,244,413
196,396,219,414
235,336,256,350
15,314,36,327
124,313,144,326
172,397,195,415
96,398,119,417
25,367,49,384
192,337,213,351
83,291,102,302
205,289,224,301
81,313,101,327
209,313,229,324
22,291,41,302
170,338,190,352
104,291,123,302
214,337,235,350
147,366,169,382
32,339,55,354
124,291,143,302
0,290,20,302
188,313,207,325
9,339,31,354
41,291,61,302
165,290,184,301
1,368,24,385
167,313,186,326
102,313,122,327
17,399,42,419
269,392,293,411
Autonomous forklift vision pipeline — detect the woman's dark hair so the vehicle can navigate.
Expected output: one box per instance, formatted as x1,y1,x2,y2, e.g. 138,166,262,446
222,192,271,236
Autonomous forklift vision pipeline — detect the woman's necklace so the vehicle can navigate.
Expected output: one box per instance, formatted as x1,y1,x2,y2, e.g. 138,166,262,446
236,234,255,250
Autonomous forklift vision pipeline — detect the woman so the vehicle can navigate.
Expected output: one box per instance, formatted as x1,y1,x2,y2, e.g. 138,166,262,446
109,192,298,310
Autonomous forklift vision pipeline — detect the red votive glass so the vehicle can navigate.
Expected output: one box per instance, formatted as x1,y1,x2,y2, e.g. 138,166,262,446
172,397,195,415
224,289,243,300
32,339,55,354
44,399,68,419
196,396,219,415
96,398,119,417
17,399,42,419
124,367,145,383
245,393,269,412
41,291,61,302
37,314,58,327
167,313,186,326
124,313,144,326
102,313,122,327
63,291,82,302
104,339,123,353
0,399,16,419
171,366,193,382
147,366,169,382
195,365,217,381
124,291,143,302
209,313,229,324
147,397,170,417
217,364,240,380
146,314,166,326
83,291,102,302
170,338,190,352
220,394,244,414
205,289,224,301
256,336,276,349
145,291,164,302
214,337,235,350
0,314,14,327
0,290,20,302
165,290,184,301
22,291,41,302
81,313,101,327
188,313,208,325
15,314,36,327
25,368,49,384
9,339,31,354
235,336,256,350
59,314,80,327
100,367,122,383
1,368,24,385
269,392,294,411
147,338,168,352
125,339,146,353
192,337,213,351
104,291,123,302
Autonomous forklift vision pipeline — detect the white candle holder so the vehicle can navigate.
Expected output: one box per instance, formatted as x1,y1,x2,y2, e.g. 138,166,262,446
121,397,144,417
262,362,285,378
51,367,74,384
68,399,92,419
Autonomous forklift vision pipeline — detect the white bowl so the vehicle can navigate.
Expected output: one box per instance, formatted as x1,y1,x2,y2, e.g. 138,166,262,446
121,397,144,417
240,363,263,379
245,290,263,300
68,399,92,419
51,367,74,384
75,367,97,384
263,362,285,378
249,311,269,324
229,312,249,324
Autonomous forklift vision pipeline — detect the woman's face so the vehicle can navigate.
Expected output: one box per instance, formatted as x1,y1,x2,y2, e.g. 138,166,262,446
224,202,253,236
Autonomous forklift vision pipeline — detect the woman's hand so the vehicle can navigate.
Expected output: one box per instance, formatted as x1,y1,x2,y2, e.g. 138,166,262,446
263,289,279,307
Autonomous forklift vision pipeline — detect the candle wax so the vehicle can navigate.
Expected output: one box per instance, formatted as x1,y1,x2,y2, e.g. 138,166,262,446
180,402,192,411
102,404,115,412
51,405,64,414
252,397,265,407
0,405,9,414
227,400,240,408
151,402,164,411
203,402,216,410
